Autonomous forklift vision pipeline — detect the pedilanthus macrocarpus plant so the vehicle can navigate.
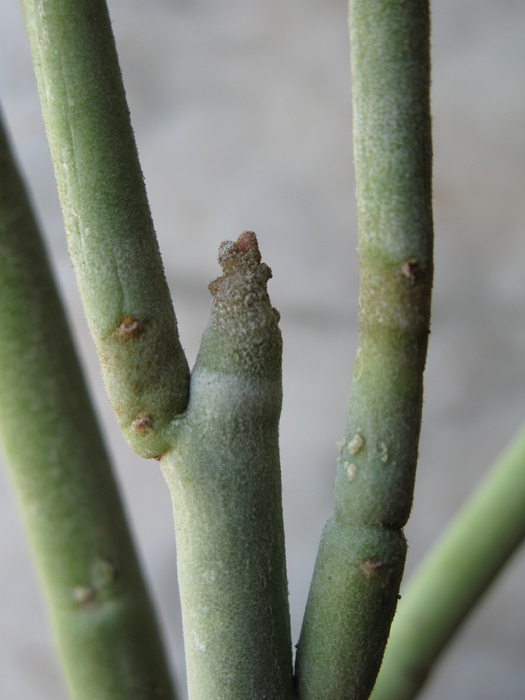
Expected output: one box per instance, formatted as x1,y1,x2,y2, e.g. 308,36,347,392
14,0,433,697
18,0,525,697
3,0,525,698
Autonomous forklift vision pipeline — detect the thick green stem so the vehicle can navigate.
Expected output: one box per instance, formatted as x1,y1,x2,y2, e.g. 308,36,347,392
295,2,433,697
0,112,176,699
371,422,525,700
161,233,294,699
21,0,190,459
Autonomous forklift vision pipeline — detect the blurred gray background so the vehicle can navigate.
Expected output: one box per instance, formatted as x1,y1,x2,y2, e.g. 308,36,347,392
1,1,524,698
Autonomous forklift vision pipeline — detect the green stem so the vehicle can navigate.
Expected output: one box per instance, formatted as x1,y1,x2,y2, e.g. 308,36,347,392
21,2,293,696
0,111,176,699
21,0,190,459
161,233,294,699
295,2,433,697
371,422,525,700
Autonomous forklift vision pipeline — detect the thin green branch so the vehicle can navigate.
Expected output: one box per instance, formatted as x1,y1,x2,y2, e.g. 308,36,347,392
161,232,294,699
295,2,433,697
21,0,190,459
0,110,176,699
371,422,525,700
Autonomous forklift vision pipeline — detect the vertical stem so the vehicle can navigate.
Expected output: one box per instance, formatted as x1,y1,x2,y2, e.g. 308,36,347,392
371,423,525,700
161,233,294,699
295,2,433,697
0,111,177,699
21,0,190,459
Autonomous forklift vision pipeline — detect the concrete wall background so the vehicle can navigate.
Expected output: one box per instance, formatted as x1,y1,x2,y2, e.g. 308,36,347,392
1,1,524,697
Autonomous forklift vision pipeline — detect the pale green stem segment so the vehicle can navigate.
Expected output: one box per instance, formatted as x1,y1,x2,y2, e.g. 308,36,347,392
371,422,525,700
21,0,190,459
295,2,433,698
0,112,176,699
161,232,294,699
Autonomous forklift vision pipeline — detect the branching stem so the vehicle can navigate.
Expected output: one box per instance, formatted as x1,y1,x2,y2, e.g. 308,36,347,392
0,110,177,700
162,233,294,699
20,3,293,697
295,2,433,697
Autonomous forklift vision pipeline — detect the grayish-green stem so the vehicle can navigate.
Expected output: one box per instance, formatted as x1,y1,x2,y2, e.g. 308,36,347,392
21,0,190,459
21,2,293,697
0,111,176,699
162,232,294,699
295,2,433,697
371,422,525,700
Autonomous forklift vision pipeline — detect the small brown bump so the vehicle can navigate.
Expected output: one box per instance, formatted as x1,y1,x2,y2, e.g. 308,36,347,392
208,277,221,295
131,412,154,433
361,559,388,581
116,315,145,339
399,258,423,285
259,262,272,282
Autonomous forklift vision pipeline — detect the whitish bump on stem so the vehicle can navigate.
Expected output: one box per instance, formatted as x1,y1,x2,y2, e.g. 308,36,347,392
348,431,364,455
73,586,98,609
345,462,358,482
378,441,389,464
72,559,120,612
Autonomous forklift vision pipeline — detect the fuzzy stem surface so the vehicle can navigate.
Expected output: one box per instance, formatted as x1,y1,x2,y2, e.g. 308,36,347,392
0,111,177,699
161,232,294,699
371,422,525,700
295,2,433,697
21,0,190,459
21,2,293,696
